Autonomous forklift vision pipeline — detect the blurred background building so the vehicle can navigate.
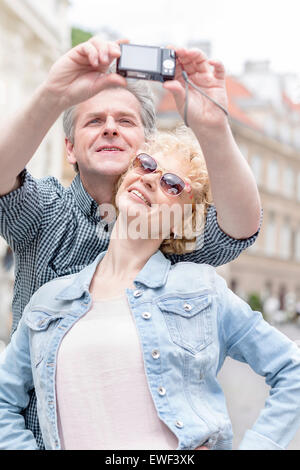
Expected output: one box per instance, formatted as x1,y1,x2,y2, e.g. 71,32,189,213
157,59,300,324
0,2,299,448
1,2,300,347
0,0,70,348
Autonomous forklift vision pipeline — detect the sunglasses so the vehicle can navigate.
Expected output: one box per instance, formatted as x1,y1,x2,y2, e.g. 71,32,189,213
132,153,191,197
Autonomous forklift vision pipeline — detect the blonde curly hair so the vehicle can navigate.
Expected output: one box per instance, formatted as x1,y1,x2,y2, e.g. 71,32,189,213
115,126,213,254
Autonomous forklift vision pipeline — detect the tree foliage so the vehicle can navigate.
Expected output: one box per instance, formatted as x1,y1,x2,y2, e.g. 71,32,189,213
72,27,93,47
248,292,263,313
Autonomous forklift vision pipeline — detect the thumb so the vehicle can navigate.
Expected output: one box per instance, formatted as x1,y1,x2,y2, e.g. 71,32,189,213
96,72,127,90
163,80,185,110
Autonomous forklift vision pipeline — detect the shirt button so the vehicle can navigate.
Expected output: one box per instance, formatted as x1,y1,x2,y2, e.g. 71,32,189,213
158,386,166,396
151,349,160,359
133,289,143,298
175,420,184,428
183,303,192,311
142,312,151,320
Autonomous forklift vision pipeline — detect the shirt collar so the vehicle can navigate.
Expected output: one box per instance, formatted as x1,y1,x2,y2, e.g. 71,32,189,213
70,173,99,218
55,249,171,301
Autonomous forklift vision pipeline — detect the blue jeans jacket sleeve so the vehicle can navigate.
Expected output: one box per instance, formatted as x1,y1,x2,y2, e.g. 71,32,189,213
0,309,38,450
216,273,300,450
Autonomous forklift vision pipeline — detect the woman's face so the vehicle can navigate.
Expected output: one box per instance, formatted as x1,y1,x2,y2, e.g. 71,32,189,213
116,151,193,240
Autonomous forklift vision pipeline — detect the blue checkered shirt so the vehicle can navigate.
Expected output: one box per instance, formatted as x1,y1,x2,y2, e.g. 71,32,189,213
0,169,259,449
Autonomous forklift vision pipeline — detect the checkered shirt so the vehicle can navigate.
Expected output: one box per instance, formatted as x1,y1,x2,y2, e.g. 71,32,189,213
0,169,260,449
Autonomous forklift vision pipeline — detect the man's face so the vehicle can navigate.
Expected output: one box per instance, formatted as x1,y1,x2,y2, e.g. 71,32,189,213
66,88,146,178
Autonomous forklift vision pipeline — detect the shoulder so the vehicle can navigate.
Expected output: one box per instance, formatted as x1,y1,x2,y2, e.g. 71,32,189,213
28,272,78,309
36,174,68,203
167,261,218,291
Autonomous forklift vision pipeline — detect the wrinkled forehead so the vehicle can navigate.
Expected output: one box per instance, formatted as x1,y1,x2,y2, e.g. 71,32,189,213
75,87,143,124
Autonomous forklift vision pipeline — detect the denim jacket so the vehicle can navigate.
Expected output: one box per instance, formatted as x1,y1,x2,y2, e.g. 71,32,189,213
0,250,300,450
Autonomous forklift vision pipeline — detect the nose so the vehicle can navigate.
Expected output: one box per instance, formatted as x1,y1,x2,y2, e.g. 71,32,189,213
139,171,161,191
102,116,119,137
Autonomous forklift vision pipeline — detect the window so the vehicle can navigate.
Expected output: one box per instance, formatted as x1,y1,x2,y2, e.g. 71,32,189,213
238,144,248,160
282,167,294,198
265,213,276,256
297,174,300,202
230,279,238,293
279,219,292,260
250,154,262,185
293,128,300,150
295,230,300,262
267,160,279,193
264,116,276,137
279,122,290,145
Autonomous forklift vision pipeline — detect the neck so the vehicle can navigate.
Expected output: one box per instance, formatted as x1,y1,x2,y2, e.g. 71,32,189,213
94,216,163,281
79,171,118,205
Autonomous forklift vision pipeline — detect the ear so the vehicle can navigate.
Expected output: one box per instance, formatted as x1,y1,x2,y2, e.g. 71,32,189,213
65,138,77,165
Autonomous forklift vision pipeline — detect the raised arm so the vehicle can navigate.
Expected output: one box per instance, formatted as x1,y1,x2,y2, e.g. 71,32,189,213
163,48,261,239
0,38,127,196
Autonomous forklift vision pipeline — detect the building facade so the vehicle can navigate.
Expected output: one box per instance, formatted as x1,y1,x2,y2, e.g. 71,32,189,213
156,64,300,320
0,0,71,347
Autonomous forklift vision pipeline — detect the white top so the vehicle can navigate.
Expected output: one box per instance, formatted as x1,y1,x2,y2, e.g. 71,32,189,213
56,295,178,450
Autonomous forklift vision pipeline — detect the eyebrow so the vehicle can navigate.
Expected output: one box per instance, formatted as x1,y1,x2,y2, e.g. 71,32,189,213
83,110,140,122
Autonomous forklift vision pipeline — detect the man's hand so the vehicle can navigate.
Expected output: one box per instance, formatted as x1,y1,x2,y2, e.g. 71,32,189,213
163,48,228,131
163,47,261,240
44,37,128,110
0,36,129,194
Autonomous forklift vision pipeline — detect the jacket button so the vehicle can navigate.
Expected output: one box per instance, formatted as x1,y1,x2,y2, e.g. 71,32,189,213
142,312,151,320
175,420,184,428
158,386,166,396
183,303,192,311
151,349,160,359
133,290,143,298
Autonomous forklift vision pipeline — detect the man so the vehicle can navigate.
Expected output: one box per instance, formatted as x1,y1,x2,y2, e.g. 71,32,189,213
0,37,261,449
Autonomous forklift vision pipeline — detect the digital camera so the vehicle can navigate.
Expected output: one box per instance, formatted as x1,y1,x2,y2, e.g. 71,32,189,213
117,44,176,82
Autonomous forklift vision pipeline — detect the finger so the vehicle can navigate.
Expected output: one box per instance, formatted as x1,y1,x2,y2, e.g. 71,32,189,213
195,446,209,450
165,44,177,50
97,72,127,89
89,37,110,64
107,41,122,60
176,47,208,63
176,48,210,73
163,80,185,106
116,38,130,45
208,59,226,80
78,42,99,67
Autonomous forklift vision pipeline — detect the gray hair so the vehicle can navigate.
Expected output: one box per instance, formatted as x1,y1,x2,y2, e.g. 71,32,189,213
63,80,157,146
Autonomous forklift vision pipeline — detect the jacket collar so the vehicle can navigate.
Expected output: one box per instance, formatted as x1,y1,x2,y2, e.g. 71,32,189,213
70,173,99,218
55,250,171,301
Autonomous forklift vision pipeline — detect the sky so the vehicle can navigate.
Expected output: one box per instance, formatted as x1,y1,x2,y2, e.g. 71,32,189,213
69,0,300,80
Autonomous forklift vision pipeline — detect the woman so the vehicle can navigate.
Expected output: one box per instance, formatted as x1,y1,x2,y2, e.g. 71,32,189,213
0,129,300,450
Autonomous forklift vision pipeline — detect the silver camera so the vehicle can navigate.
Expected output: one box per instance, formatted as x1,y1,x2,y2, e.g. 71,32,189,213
117,44,176,82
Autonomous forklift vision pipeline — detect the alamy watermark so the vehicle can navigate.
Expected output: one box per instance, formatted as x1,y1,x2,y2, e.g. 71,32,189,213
95,202,206,251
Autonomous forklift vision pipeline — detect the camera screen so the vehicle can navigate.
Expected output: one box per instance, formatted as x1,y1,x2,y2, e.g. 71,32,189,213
120,45,159,72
